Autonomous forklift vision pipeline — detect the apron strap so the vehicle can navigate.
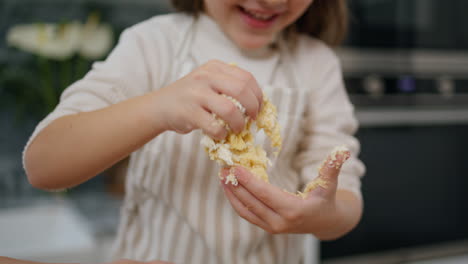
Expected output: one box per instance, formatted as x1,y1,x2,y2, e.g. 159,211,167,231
277,37,302,89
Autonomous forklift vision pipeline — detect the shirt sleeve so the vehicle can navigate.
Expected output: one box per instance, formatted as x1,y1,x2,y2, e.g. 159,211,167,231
22,25,169,166
293,51,366,200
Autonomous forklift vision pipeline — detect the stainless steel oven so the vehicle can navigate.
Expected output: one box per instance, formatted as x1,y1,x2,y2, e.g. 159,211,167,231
321,0,468,262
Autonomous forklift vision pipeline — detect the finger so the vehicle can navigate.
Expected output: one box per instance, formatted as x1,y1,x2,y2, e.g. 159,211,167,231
221,170,280,224
233,166,301,215
204,60,263,109
196,108,228,140
201,91,246,133
223,183,272,232
305,146,351,199
208,72,260,121
217,62,264,111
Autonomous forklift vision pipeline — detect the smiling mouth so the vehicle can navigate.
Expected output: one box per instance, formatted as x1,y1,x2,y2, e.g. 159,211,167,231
238,6,279,22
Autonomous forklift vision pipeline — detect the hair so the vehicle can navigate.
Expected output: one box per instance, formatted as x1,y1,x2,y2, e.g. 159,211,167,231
170,0,349,47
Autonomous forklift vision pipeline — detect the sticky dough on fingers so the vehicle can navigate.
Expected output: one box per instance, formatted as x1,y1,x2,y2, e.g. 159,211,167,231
295,146,351,198
200,65,350,198
201,93,281,184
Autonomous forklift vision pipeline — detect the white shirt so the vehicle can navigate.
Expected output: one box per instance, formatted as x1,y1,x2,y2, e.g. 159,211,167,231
24,13,365,264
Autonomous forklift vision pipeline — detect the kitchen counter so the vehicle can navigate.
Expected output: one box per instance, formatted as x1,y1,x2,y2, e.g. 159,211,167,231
0,191,122,263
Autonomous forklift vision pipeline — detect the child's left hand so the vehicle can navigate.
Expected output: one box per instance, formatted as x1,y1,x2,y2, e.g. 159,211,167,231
220,156,360,239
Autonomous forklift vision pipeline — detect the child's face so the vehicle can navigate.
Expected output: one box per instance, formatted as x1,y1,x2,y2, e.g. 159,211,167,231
204,0,313,50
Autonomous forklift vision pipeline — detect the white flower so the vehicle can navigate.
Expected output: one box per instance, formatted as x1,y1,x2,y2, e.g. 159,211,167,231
7,22,82,60
6,13,114,61
79,13,114,59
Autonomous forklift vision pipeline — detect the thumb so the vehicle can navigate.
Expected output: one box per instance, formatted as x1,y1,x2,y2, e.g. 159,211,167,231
304,146,351,199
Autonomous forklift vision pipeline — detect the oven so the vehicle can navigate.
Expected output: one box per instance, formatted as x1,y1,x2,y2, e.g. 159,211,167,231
321,0,468,262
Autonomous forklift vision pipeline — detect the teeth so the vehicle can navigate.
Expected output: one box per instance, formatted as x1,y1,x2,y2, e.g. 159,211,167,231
252,13,272,20
243,8,274,21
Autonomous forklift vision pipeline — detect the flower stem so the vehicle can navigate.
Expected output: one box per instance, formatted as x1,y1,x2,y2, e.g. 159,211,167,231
37,56,56,114
60,59,72,94
76,56,89,81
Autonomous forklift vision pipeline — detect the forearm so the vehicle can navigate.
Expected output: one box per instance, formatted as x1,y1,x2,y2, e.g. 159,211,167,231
25,90,167,190
313,189,363,241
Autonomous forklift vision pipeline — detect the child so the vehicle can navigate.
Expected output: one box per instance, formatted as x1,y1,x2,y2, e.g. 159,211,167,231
23,0,365,263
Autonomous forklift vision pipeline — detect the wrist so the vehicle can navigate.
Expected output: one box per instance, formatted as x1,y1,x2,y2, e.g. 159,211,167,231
311,190,362,241
307,199,340,239
144,89,171,134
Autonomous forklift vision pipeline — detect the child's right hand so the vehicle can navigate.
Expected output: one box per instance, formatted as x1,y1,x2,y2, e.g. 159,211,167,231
152,60,263,140
23,61,262,190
